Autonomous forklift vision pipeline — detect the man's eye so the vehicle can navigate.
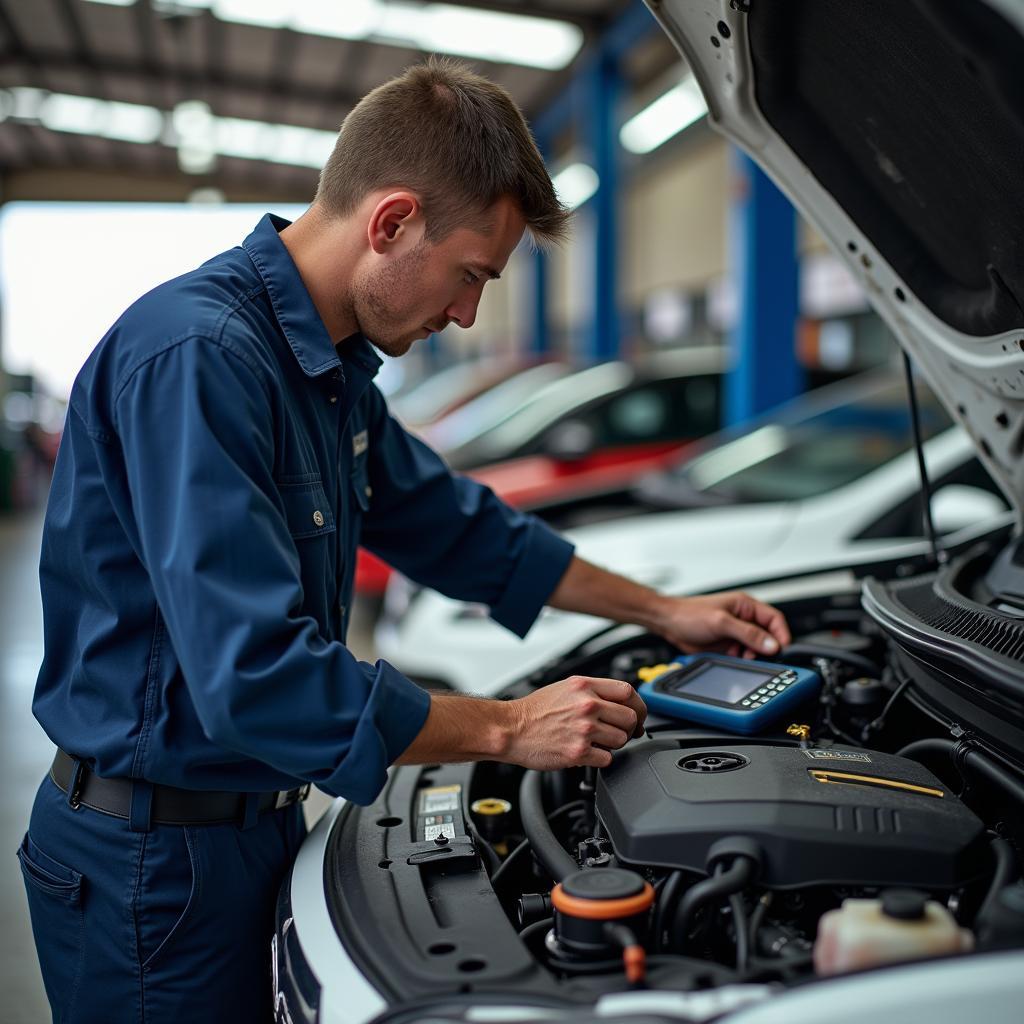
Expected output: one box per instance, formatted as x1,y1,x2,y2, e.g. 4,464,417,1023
463,271,480,285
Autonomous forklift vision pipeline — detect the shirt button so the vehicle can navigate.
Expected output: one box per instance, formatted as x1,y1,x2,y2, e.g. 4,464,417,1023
338,603,346,617
365,485,372,499
313,510,325,527
329,395,337,404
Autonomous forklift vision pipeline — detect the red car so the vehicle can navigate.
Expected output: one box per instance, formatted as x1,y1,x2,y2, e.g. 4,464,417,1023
355,349,727,595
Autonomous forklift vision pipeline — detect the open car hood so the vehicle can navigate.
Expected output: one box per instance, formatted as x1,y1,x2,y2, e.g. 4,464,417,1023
648,0,1024,525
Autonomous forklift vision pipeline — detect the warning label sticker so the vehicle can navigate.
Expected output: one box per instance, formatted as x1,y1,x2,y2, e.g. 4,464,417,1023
802,749,872,763
419,784,461,815
424,823,457,842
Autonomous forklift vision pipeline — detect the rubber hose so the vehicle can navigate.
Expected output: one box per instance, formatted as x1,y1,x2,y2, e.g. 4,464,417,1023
653,871,684,951
729,892,749,972
519,770,579,883
672,856,756,950
780,643,879,677
897,738,1024,806
978,836,1021,926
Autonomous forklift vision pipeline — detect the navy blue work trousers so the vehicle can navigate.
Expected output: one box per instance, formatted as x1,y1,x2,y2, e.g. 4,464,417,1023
18,774,307,1023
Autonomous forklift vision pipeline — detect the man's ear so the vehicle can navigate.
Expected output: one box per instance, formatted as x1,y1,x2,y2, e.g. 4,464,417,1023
367,192,424,255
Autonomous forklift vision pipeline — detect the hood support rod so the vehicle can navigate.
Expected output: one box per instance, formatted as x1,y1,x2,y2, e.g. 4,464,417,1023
902,351,945,566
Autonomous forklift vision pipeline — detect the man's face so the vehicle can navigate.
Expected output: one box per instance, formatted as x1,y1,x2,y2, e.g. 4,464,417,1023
351,196,526,358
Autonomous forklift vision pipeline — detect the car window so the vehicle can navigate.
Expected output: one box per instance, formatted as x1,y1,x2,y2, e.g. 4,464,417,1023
590,375,723,448
679,379,951,502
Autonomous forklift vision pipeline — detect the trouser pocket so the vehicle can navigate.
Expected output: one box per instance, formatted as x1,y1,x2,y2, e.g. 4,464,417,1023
17,832,85,1022
136,825,201,973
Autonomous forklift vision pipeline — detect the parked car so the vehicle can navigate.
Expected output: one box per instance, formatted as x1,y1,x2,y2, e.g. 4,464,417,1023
356,348,726,595
388,358,559,431
375,371,1007,693
276,3,1024,1023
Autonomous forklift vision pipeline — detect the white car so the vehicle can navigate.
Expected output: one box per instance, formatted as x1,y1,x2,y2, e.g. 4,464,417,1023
276,3,1024,1023
376,372,1008,695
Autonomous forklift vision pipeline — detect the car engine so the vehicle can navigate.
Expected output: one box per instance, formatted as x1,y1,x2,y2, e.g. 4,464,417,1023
320,545,1024,1017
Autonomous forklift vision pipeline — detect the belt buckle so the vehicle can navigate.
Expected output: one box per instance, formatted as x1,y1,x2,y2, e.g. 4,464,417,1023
274,783,311,810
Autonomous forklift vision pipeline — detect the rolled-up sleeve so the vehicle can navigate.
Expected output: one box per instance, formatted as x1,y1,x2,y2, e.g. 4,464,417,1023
114,336,430,804
360,391,576,638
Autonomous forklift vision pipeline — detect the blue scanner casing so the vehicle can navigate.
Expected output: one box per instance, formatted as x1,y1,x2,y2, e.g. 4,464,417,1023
638,653,821,735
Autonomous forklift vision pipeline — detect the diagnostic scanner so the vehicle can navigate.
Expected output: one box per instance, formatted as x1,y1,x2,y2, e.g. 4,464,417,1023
638,653,821,735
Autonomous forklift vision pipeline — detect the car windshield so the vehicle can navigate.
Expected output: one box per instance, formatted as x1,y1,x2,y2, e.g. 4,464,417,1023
675,377,952,503
422,362,571,454
439,362,633,463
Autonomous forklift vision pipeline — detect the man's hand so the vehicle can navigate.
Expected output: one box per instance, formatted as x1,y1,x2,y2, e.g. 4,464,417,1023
648,590,792,659
395,676,646,770
504,676,647,770
549,556,792,660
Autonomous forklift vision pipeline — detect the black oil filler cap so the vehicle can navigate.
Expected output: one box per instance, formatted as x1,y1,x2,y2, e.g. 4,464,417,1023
882,888,929,921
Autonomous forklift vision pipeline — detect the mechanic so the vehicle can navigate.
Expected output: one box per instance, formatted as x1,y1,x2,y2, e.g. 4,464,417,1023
19,58,790,1023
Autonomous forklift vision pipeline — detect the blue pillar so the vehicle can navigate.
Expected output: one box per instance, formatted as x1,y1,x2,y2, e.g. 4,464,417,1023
530,135,551,357
584,52,620,363
726,150,801,426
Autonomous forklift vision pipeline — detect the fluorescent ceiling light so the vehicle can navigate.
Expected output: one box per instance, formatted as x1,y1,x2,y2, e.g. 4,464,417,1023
0,87,336,170
38,91,163,144
552,163,598,211
83,0,583,70
619,76,707,155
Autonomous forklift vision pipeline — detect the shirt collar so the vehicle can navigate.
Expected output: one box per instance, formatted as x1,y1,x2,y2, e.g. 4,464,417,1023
242,213,345,379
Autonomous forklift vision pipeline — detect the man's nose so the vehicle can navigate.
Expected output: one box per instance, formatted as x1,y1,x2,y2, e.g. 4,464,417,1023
445,294,479,330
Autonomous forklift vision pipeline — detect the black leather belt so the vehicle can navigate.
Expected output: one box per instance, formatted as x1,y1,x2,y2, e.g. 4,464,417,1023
50,749,310,827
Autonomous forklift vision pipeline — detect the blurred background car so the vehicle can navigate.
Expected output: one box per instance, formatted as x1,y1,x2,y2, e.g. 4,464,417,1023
355,346,727,595
375,368,1009,694
387,356,558,432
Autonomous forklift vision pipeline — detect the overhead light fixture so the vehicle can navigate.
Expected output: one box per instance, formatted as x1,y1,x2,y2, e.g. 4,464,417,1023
551,162,599,211
172,100,218,174
0,87,337,170
31,89,164,144
619,76,707,155
83,0,584,70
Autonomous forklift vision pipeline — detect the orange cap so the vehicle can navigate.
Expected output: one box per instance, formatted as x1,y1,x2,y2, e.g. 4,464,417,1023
550,880,655,920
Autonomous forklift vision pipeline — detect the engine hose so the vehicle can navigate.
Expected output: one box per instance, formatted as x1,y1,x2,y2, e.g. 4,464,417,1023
729,893,749,972
897,738,1024,807
978,836,1021,926
603,922,646,987
672,856,757,951
653,871,684,951
490,800,587,890
519,770,579,883
780,643,879,677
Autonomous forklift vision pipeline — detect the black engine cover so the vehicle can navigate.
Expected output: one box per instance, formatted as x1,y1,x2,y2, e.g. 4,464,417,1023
596,737,985,888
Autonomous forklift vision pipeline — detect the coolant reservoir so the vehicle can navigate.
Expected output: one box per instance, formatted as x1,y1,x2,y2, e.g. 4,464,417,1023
814,888,974,975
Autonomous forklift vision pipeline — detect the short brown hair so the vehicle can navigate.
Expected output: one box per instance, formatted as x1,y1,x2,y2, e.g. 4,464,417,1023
315,56,570,247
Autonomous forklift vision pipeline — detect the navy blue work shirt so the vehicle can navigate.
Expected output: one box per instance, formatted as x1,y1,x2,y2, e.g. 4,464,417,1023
33,214,575,805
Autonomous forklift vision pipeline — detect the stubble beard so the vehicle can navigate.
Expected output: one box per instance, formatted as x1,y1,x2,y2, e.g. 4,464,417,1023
348,241,430,358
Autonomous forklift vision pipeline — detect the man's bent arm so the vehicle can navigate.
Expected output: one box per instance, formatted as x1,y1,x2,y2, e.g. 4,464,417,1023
397,676,649,772
548,555,792,657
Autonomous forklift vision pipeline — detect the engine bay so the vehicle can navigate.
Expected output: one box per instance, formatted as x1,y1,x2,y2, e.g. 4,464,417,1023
324,550,1024,1015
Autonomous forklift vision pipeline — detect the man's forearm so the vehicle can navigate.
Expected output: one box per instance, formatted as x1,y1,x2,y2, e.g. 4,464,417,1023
395,693,517,765
547,555,673,633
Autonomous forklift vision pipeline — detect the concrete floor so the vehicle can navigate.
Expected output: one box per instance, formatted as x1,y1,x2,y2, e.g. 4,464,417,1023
0,508,375,1022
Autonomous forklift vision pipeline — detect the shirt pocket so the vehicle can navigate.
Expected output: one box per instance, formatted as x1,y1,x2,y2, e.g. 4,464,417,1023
276,476,336,540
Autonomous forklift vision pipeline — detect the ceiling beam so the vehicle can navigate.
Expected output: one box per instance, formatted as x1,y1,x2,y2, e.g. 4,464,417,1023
423,0,607,34
0,47,363,115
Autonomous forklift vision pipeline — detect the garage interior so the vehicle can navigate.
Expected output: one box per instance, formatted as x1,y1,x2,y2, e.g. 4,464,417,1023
0,2,911,1019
